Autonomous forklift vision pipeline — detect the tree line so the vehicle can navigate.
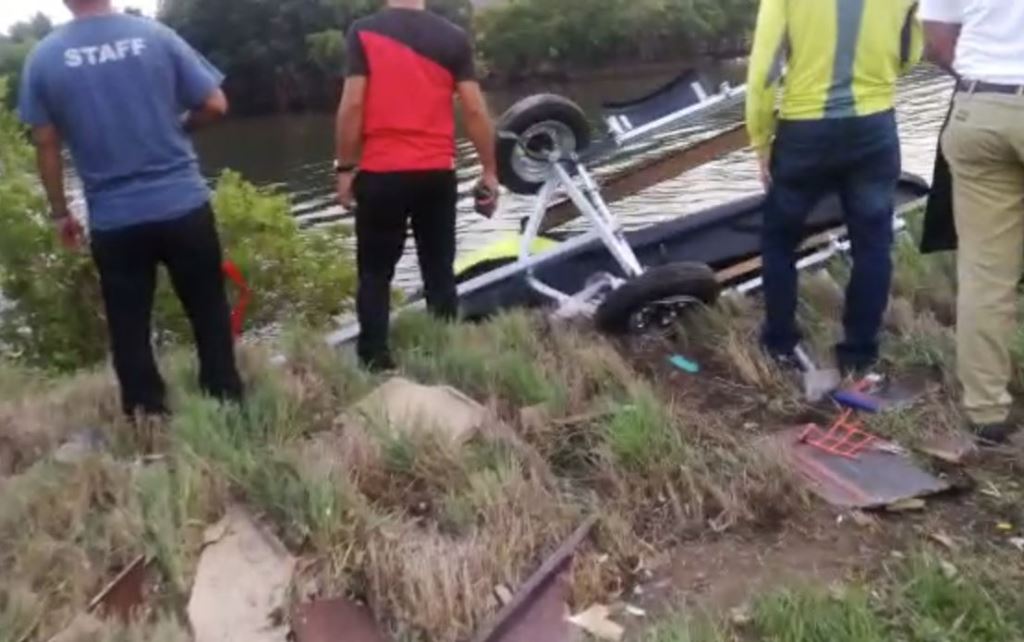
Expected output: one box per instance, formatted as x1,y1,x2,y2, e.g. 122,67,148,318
1,0,756,115
0,13,53,110
476,0,756,82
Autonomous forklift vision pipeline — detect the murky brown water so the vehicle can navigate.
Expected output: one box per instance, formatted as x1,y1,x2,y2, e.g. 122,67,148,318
192,66,954,286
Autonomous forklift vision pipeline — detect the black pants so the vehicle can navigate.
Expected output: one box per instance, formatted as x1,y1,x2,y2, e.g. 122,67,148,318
354,170,458,364
91,204,243,415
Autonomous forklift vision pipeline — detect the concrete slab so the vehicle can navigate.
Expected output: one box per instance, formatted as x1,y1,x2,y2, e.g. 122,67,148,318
188,506,296,642
352,377,488,446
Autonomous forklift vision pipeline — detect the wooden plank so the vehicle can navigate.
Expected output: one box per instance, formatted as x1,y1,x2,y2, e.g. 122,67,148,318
714,227,847,284
541,124,749,233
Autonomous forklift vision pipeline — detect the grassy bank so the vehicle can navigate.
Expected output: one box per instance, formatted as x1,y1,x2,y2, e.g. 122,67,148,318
645,551,1024,642
2,223,1023,641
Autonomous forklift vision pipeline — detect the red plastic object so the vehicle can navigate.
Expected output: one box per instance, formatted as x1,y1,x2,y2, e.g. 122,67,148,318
222,260,251,339
799,410,878,459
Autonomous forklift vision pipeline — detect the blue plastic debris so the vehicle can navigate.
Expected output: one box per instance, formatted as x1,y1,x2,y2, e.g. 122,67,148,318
668,355,700,374
832,389,883,413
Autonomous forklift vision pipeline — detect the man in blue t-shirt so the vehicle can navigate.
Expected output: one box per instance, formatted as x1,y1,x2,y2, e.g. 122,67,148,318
18,0,243,417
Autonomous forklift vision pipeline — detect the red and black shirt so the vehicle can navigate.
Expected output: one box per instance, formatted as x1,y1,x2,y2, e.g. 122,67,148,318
346,8,475,173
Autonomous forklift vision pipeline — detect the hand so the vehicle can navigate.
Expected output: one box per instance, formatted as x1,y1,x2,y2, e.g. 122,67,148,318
474,172,500,219
54,215,84,251
758,150,772,190
337,171,356,210
481,171,499,195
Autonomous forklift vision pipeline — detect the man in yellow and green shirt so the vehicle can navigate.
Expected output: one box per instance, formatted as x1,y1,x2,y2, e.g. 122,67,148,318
746,0,922,372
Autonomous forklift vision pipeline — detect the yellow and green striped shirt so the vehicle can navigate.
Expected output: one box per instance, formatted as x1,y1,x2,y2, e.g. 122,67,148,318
746,0,924,152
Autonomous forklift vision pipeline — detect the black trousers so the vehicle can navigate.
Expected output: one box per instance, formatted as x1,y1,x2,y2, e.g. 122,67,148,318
91,204,243,416
354,170,458,364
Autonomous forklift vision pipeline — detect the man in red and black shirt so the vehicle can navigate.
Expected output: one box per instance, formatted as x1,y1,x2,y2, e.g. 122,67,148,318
335,0,499,370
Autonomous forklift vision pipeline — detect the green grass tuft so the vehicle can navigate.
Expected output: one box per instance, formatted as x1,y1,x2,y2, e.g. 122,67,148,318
895,555,1024,642
755,587,887,642
603,385,680,472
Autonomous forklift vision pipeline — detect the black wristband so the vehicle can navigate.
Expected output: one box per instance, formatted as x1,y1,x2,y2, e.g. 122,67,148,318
334,160,358,174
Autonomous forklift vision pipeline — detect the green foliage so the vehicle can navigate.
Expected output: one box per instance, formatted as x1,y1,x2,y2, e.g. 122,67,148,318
161,0,753,113
637,554,1024,642
171,378,352,547
180,170,357,334
160,0,375,113
755,587,887,642
0,90,356,372
427,0,474,27
0,80,107,371
896,555,1024,642
160,0,474,113
392,310,564,407
475,0,757,78
603,385,680,472
1,13,54,109
5,14,53,43
307,29,347,77
641,616,729,642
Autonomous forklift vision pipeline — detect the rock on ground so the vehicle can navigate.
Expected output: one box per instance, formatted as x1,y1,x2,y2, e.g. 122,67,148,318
188,505,296,642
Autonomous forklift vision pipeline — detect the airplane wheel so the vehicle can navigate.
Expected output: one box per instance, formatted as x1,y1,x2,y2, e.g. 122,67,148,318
495,94,592,195
595,263,720,335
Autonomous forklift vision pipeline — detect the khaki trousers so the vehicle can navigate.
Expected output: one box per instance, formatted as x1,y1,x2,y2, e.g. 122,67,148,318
942,91,1024,425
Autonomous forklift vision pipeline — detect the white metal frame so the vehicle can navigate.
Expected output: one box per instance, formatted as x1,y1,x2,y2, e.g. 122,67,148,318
606,82,748,145
508,80,748,307
733,203,917,295
516,156,644,306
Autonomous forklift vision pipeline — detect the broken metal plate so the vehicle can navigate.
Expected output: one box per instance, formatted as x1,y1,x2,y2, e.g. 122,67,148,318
291,598,390,642
487,569,576,642
767,427,950,509
472,516,597,642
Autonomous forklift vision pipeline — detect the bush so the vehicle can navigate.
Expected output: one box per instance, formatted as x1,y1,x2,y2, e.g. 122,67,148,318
0,80,356,372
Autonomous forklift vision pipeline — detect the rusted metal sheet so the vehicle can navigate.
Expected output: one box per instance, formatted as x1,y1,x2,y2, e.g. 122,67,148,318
87,555,150,622
472,515,598,642
488,569,575,642
767,427,950,509
291,598,390,642
542,125,749,233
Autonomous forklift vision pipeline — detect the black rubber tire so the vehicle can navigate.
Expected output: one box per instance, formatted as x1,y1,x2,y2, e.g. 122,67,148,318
495,94,592,195
595,263,720,335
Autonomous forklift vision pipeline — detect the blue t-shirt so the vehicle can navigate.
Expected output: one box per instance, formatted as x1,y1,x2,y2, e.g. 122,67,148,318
18,14,223,231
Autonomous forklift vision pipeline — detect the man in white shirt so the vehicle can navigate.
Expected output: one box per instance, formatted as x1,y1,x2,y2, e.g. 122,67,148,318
921,0,1024,444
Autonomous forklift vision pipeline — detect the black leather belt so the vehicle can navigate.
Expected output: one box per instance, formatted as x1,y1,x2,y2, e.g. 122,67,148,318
958,79,1024,95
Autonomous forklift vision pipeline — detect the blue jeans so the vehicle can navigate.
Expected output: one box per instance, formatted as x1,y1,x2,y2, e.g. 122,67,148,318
761,110,901,370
